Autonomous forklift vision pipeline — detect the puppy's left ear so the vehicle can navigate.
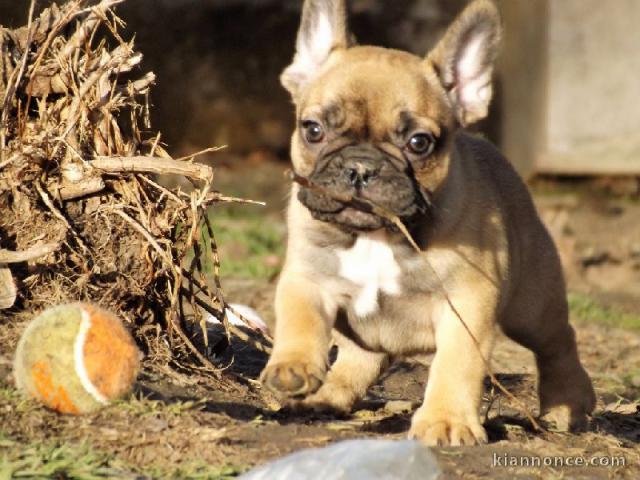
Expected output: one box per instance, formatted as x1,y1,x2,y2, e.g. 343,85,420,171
427,0,502,126
281,0,351,97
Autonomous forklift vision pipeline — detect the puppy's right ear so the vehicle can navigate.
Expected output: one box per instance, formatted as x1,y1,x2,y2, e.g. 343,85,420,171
281,0,351,97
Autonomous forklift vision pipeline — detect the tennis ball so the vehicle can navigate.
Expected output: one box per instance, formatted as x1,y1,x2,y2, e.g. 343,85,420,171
14,303,140,414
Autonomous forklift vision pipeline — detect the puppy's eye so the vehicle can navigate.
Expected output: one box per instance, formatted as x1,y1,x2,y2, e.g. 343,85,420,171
302,120,325,143
407,133,435,155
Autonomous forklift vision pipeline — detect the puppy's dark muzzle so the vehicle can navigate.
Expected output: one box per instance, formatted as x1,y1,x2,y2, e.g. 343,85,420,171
298,144,427,231
343,159,380,189
324,144,387,191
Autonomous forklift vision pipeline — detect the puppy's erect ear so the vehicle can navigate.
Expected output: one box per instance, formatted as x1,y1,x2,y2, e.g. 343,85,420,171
427,0,501,126
281,0,351,97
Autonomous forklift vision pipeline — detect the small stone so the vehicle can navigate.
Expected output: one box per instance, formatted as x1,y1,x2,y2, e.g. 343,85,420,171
605,402,640,415
384,400,414,414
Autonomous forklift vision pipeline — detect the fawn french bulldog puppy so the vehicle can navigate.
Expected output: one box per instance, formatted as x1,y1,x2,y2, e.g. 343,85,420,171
261,0,596,446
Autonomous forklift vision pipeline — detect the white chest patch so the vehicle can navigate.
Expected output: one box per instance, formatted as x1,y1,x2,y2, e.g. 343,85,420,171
337,234,402,317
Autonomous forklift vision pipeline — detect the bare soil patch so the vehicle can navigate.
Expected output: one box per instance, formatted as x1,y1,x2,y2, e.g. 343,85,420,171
2,290,639,478
3,157,640,477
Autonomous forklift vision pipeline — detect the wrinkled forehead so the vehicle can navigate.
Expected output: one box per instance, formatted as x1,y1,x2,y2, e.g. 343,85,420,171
298,49,449,136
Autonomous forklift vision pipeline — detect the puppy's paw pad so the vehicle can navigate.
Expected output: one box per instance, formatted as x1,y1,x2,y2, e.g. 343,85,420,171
284,398,349,418
299,395,352,416
297,381,357,412
540,405,590,433
409,418,487,447
261,361,324,398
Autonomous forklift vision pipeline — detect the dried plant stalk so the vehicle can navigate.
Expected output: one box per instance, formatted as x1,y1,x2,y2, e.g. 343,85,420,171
0,0,267,383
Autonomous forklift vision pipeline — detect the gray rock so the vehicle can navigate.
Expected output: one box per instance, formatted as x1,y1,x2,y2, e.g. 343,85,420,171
239,439,441,480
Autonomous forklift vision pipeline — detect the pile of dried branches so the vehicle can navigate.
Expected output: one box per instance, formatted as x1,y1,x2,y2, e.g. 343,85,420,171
0,0,270,381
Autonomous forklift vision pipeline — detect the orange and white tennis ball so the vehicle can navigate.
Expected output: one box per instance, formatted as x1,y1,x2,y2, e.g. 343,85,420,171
13,303,140,414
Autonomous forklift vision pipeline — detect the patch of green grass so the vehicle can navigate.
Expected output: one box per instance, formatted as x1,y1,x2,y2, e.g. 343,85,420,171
568,292,640,330
0,435,243,480
0,383,21,403
116,394,207,418
0,382,37,415
0,437,134,480
0,386,243,480
205,206,285,280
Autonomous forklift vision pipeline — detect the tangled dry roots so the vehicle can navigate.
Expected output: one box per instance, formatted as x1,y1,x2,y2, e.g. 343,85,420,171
0,0,271,381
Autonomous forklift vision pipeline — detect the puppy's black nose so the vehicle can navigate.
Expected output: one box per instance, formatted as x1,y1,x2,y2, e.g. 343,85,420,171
344,163,378,188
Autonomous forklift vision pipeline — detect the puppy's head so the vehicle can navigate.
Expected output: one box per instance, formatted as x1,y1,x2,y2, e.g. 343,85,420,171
282,0,501,232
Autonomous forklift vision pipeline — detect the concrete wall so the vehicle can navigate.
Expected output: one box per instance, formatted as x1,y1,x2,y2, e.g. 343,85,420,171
498,0,640,176
542,0,640,174
495,0,548,179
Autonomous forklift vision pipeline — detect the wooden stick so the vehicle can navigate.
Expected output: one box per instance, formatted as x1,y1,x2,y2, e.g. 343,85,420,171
136,173,183,205
0,242,61,264
35,181,89,254
203,193,266,207
113,209,173,269
289,171,543,431
92,156,213,182
0,154,20,170
57,177,106,200
119,72,156,96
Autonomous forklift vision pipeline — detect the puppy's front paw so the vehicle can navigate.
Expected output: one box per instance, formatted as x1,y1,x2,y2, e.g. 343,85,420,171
289,383,356,415
409,411,487,447
261,358,325,398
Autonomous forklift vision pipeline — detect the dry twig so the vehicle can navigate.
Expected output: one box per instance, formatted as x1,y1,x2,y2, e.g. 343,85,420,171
92,156,213,181
0,242,61,264
288,171,421,252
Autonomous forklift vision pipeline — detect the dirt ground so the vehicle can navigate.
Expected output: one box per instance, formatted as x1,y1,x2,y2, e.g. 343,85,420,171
1,161,639,479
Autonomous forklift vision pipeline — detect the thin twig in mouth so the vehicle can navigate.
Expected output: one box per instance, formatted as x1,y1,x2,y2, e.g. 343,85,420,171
289,170,543,432
288,170,422,252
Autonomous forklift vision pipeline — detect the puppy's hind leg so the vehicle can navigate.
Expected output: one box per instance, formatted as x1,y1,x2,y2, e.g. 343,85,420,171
502,298,596,432
298,331,388,414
